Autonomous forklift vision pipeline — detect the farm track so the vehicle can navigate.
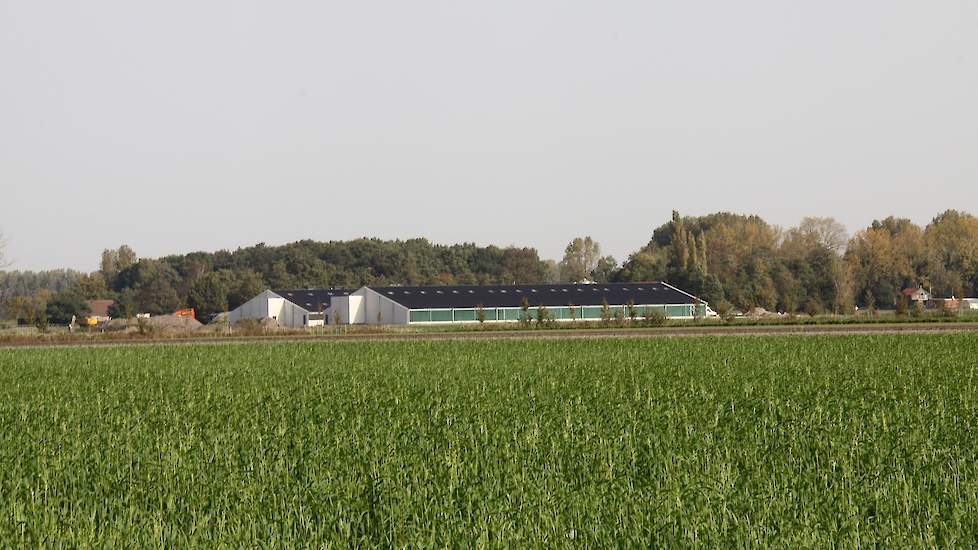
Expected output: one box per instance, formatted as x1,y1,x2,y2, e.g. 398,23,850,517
3,322,978,349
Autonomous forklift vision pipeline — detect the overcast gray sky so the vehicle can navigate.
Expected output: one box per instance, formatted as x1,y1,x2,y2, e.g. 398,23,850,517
2,1,976,272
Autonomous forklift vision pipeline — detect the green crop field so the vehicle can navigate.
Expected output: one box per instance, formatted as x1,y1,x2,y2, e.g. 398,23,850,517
2,335,978,546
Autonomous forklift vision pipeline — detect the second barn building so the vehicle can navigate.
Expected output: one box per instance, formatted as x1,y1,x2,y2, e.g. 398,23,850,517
329,282,712,325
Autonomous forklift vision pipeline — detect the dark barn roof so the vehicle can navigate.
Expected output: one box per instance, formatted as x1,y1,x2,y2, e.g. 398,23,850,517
367,282,698,310
273,288,354,311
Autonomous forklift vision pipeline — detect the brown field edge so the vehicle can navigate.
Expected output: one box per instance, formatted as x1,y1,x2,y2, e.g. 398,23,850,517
3,322,978,350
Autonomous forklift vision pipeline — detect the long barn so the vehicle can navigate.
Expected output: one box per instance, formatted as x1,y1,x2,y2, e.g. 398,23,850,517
230,282,713,327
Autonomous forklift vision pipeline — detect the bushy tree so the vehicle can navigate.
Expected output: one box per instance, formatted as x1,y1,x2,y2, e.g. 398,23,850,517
188,271,230,319
558,237,602,282
46,291,90,324
108,289,137,319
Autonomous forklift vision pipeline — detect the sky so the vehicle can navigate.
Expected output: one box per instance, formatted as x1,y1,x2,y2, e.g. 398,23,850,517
1,1,976,272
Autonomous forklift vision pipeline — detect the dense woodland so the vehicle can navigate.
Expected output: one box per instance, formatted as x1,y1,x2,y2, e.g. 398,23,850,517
2,209,977,322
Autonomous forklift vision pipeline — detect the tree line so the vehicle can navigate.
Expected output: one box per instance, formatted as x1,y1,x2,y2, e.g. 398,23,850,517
2,239,553,322
615,210,978,315
2,209,977,323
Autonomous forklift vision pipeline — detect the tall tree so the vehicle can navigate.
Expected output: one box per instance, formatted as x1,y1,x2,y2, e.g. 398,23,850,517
100,248,119,281
117,245,137,270
923,210,978,297
500,247,548,284
558,236,602,282
590,256,618,283
131,259,182,314
796,217,848,254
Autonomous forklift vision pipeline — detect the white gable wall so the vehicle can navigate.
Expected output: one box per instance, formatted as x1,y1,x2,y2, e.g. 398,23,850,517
329,294,365,324
361,287,408,325
330,287,408,325
228,289,312,328
228,290,276,325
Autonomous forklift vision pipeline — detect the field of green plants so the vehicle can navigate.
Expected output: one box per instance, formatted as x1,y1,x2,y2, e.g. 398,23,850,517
2,335,978,546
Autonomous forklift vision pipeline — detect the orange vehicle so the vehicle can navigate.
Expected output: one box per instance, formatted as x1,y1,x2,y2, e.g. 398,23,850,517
174,308,196,319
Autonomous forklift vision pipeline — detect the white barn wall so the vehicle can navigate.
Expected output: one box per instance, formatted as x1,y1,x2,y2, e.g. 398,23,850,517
329,293,366,325
349,295,365,324
228,290,313,328
277,299,311,328
393,303,409,324
360,288,408,325
229,290,276,325
330,287,409,325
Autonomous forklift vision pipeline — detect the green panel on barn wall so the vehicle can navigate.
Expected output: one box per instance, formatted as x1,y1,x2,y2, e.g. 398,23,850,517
453,309,476,322
430,310,453,322
409,310,431,323
637,305,663,317
502,308,522,321
479,308,498,321
582,306,603,319
665,305,690,317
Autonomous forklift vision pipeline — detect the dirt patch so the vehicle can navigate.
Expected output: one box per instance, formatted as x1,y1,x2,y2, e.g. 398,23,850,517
145,315,204,334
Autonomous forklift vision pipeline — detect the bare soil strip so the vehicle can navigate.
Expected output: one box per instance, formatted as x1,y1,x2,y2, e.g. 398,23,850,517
3,322,978,350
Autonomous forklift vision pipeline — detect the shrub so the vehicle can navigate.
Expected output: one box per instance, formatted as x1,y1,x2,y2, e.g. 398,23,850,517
519,297,531,328
645,309,666,327
34,311,49,333
600,298,611,326
895,296,909,317
613,309,625,327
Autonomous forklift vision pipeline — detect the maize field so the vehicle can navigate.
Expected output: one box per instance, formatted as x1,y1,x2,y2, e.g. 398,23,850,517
1,334,977,546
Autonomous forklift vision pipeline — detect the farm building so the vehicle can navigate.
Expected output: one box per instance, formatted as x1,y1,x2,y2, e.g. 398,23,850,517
228,288,354,328
85,299,114,323
231,282,712,327
899,287,931,305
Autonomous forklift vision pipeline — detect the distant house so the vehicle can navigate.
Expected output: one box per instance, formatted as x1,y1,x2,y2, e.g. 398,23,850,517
899,287,930,304
83,299,114,326
930,297,961,311
86,300,114,321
